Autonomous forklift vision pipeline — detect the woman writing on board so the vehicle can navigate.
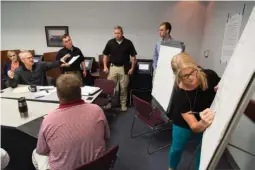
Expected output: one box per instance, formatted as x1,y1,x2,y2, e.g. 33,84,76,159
168,52,220,170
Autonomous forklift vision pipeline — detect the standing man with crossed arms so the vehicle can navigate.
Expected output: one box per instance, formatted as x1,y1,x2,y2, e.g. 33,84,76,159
103,26,137,112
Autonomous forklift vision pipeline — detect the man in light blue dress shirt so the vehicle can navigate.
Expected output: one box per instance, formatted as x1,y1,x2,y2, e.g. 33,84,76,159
153,22,173,80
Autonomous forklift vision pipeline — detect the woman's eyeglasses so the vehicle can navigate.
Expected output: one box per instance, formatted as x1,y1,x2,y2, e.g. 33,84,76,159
179,69,198,80
9,54,16,57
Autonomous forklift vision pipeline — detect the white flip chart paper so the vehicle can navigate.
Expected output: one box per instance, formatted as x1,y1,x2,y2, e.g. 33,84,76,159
200,7,255,170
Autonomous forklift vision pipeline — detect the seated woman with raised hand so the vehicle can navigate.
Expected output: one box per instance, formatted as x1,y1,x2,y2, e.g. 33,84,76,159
2,50,20,87
168,52,220,170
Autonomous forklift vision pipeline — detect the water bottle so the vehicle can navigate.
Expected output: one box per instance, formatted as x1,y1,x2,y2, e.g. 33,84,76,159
18,97,28,118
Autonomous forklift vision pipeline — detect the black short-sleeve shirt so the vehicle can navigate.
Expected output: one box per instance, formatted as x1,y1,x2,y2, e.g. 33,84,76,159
102,37,137,66
170,69,221,129
56,46,85,73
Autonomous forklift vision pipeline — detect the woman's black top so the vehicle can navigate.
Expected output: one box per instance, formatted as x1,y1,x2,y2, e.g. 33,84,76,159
170,69,221,129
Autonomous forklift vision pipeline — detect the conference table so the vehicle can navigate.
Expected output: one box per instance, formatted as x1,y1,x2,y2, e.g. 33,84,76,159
1,98,58,127
1,84,102,135
1,85,102,104
0,85,102,170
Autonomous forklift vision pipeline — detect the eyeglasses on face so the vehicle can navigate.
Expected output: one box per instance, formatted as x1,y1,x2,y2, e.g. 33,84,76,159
179,69,198,80
9,54,16,57
24,56,33,60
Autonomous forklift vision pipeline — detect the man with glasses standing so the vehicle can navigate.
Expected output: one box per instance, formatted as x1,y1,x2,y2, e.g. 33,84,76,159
102,26,137,112
56,34,87,81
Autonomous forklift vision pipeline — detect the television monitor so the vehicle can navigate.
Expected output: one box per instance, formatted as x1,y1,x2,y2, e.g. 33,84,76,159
83,59,92,71
137,61,152,74
83,57,97,72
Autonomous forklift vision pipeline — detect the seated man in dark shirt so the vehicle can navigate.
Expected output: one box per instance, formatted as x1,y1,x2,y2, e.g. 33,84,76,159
8,51,69,88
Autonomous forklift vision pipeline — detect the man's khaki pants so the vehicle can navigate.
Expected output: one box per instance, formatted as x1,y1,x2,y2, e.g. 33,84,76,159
108,65,129,108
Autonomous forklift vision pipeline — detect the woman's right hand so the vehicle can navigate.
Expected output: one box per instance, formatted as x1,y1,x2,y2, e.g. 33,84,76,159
214,84,219,92
199,108,215,128
7,70,14,79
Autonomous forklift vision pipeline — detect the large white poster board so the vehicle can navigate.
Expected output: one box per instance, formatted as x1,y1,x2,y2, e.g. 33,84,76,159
152,42,183,112
200,6,255,170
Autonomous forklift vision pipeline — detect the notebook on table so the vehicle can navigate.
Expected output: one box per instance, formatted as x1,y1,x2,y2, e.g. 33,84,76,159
81,86,101,96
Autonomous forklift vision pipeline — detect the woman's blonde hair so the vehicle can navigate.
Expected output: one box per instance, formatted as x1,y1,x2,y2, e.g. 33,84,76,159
7,50,17,58
171,52,208,91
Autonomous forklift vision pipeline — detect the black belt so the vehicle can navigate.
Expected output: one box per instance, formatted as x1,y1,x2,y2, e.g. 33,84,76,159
111,63,124,67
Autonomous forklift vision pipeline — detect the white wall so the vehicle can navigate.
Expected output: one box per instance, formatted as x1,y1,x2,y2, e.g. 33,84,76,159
1,1,206,61
199,1,255,76
200,2,255,170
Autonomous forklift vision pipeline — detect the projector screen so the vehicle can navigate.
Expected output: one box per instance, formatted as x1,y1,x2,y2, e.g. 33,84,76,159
151,41,184,113
199,6,255,170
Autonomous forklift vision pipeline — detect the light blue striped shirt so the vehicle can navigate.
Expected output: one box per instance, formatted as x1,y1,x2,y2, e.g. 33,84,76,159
153,37,173,69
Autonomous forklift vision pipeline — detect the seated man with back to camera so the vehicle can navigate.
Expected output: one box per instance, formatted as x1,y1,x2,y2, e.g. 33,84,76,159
32,74,110,170
7,51,69,88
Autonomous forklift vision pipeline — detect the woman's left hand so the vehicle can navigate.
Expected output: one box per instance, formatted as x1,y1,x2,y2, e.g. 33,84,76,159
214,84,219,92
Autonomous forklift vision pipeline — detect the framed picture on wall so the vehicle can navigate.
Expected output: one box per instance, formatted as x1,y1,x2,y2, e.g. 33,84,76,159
45,26,69,47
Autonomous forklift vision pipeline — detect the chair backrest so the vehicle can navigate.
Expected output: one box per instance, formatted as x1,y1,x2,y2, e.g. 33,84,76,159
132,95,154,120
75,145,119,170
94,79,116,96
43,51,60,79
